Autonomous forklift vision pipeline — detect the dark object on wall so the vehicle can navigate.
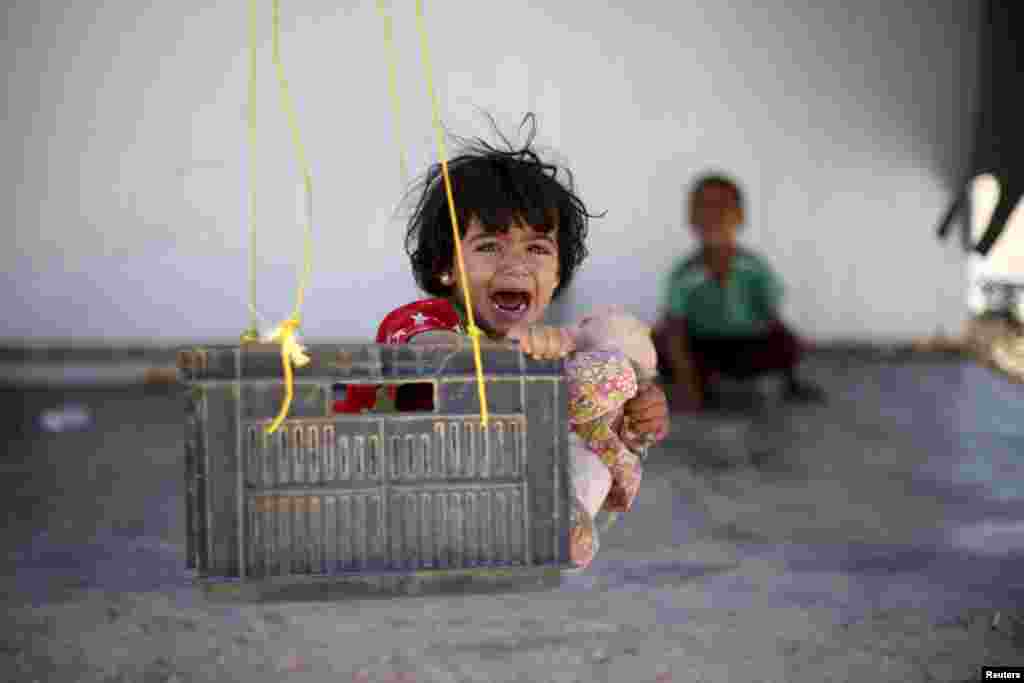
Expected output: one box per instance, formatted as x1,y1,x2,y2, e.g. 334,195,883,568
978,279,1024,329
937,0,1024,256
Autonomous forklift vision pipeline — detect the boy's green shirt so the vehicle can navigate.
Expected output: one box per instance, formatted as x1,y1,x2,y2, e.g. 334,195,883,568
662,247,783,337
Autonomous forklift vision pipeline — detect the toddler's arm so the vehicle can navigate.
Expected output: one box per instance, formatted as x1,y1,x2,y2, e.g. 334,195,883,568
409,329,512,347
413,325,577,361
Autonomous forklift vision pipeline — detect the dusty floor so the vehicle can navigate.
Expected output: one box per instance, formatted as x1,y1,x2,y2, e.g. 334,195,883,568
1,355,1023,682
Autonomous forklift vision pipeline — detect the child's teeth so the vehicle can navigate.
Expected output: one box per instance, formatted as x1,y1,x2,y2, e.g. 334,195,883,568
494,300,527,314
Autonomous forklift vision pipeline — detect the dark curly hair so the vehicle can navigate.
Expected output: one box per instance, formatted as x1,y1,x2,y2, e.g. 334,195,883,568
404,112,603,300
689,172,745,213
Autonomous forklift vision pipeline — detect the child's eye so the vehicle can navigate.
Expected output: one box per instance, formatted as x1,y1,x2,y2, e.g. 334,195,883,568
529,244,553,255
476,242,498,252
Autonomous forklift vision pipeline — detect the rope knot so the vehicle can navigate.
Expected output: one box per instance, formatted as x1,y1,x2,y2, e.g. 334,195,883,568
264,318,311,367
263,317,310,434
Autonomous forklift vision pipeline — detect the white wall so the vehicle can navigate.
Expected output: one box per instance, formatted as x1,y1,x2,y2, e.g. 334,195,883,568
3,1,978,343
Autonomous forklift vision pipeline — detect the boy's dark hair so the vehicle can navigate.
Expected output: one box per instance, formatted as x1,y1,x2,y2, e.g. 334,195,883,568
405,112,603,300
689,172,744,212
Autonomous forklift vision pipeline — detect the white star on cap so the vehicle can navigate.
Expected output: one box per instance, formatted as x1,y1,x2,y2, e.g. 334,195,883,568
410,313,429,326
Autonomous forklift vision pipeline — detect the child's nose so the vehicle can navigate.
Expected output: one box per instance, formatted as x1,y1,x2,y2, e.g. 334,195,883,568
501,259,531,275
499,245,532,266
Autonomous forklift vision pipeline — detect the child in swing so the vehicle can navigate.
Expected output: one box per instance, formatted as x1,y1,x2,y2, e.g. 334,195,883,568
336,113,670,569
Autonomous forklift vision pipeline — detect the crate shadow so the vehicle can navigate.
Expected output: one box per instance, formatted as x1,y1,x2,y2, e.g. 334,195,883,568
196,566,566,604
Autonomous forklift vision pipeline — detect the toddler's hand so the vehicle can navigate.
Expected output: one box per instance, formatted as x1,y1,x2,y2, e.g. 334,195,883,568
506,324,576,360
622,383,670,448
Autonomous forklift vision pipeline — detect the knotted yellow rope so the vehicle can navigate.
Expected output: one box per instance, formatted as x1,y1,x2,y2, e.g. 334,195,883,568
415,0,489,426
263,319,311,434
243,0,314,435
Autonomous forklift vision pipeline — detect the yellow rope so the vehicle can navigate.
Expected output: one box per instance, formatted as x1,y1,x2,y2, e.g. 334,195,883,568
241,0,314,434
272,0,313,320
242,0,260,344
264,319,310,434
415,0,489,427
376,0,410,186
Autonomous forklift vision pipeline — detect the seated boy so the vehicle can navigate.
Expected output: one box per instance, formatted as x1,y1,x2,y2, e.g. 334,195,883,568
653,173,825,411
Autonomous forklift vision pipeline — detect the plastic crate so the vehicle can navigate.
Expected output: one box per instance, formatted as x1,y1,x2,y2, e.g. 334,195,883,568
177,343,573,596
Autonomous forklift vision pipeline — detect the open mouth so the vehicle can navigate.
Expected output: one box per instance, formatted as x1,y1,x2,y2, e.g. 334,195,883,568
490,290,531,317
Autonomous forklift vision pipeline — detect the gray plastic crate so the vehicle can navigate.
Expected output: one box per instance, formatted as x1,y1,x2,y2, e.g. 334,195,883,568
178,343,573,596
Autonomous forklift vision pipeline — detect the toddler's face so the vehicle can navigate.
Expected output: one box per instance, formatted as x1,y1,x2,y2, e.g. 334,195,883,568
449,216,560,339
690,184,742,248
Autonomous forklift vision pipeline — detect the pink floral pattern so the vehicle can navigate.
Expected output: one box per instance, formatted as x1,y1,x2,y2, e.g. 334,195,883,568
603,450,642,512
566,352,638,424
568,497,598,569
573,418,625,468
565,350,647,561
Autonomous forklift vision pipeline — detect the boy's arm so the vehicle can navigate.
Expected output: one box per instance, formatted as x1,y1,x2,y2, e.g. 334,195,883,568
664,322,703,409
757,261,785,321
660,265,704,409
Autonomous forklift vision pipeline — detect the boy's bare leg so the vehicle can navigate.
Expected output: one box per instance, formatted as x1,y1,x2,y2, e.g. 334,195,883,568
761,319,826,403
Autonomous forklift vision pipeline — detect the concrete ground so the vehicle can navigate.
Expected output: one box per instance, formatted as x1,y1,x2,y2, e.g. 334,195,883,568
1,354,1023,682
